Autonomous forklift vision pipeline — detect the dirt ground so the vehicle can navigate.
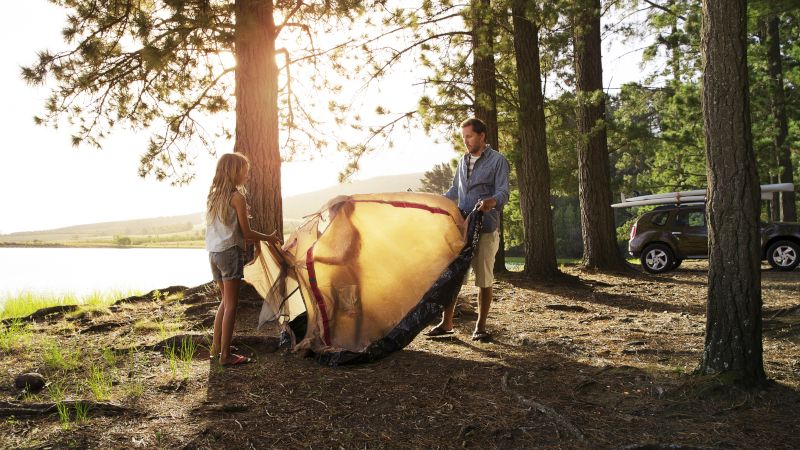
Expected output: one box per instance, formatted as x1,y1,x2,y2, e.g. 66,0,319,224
1,261,799,449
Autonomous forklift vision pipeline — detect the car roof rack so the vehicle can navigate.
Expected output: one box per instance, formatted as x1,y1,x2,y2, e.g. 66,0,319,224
611,183,794,208
652,203,704,211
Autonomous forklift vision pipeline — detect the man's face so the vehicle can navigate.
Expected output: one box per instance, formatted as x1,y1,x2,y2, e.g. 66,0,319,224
462,125,486,155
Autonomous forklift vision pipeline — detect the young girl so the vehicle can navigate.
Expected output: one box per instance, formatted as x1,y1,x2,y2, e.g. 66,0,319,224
206,153,277,366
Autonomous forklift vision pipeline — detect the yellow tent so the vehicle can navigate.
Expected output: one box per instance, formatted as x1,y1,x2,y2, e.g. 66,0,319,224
244,192,482,365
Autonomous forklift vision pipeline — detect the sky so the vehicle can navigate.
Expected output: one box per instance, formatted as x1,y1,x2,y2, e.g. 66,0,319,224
0,2,646,234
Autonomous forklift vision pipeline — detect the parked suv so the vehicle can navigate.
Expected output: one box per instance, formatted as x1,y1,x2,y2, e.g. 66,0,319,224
628,204,800,273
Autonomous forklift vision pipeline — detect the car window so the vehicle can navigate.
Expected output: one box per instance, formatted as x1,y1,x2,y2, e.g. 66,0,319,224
675,210,705,227
650,212,669,226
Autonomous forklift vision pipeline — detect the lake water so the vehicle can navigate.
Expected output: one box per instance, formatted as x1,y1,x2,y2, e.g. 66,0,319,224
0,247,212,306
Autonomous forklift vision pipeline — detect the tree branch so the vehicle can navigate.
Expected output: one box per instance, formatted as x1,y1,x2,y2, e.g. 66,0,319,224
642,0,687,21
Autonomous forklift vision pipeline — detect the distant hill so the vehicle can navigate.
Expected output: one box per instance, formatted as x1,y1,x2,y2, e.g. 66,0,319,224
1,172,425,243
282,172,423,219
0,213,204,243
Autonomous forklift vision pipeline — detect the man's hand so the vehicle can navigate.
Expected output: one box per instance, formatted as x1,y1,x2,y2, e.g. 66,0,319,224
476,197,497,212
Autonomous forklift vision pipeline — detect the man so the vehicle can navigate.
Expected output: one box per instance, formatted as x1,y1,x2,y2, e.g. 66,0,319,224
427,117,510,341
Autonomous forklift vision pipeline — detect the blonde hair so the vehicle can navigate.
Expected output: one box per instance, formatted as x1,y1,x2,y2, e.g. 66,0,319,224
207,153,250,225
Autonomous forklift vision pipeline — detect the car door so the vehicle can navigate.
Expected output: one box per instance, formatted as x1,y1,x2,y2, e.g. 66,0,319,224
672,208,708,258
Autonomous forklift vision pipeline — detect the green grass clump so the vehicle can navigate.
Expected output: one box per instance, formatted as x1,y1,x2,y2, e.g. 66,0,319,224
165,338,198,380
43,340,81,371
102,348,118,367
74,402,90,423
133,319,182,338
123,348,145,399
87,365,112,401
0,318,29,352
0,289,141,320
47,383,70,429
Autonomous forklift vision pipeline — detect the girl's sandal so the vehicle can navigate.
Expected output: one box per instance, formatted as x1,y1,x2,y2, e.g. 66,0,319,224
221,354,255,367
209,345,240,360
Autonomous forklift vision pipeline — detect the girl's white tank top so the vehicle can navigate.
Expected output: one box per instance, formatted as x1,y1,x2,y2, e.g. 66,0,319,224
205,205,245,252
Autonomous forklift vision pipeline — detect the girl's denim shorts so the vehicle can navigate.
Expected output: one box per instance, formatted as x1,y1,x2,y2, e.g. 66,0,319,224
208,246,246,281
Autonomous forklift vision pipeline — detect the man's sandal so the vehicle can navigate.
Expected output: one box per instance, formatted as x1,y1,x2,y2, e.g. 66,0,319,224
425,326,455,337
471,330,491,342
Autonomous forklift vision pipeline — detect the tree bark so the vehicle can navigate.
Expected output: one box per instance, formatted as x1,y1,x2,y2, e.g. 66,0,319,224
573,0,627,270
765,16,796,222
699,0,766,387
471,0,499,153
471,0,507,274
512,1,559,279
235,0,283,236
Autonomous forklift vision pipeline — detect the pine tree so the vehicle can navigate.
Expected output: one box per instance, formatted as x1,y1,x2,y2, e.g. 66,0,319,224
699,0,766,387
23,0,365,234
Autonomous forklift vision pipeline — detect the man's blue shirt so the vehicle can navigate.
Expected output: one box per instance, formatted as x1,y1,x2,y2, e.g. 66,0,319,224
444,146,510,233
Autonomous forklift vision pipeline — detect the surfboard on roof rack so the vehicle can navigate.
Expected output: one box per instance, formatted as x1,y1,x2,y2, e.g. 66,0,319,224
611,183,794,208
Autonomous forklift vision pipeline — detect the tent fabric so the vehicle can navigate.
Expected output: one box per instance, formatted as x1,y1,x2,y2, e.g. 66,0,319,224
243,192,482,365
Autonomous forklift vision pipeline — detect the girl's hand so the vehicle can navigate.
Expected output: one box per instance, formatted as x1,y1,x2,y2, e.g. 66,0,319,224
264,230,282,244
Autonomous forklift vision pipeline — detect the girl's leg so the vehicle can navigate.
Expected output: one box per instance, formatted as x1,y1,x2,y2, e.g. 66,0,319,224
219,279,240,364
211,281,225,358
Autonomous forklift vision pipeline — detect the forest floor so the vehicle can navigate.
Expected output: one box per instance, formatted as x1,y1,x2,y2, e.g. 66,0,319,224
1,261,798,449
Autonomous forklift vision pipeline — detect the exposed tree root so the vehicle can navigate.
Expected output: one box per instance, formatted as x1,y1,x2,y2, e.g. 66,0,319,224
1,305,78,326
180,292,213,305
191,315,217,331
184,282,216,297
146,334,211,351
184,302,219,317
0,401,130,418
1,286,191,326
501,372,585,442
79,321,128,334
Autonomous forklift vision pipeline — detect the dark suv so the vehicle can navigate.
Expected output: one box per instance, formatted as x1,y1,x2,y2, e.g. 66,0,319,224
628,205,800,273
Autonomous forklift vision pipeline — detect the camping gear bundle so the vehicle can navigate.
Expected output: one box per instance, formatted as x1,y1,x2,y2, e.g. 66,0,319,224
244,192,482,365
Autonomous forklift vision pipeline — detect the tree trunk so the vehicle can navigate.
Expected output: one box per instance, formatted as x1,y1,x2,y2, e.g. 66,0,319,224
765,16,796,222
573,0,627,270
512,1,559,279
699,0,766,387
235,0,283,236
470,0,507,274
471,0,499,153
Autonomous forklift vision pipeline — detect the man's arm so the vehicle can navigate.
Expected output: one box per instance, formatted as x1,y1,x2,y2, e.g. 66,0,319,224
486,157,510,210
443,164,459,201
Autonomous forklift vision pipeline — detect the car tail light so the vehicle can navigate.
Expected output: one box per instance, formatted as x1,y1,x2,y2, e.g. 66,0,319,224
630,223,637,240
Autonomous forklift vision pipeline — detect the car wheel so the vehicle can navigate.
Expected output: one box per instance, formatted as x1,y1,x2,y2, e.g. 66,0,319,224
641,244,675,274
767,240,800,271
672,259,683,270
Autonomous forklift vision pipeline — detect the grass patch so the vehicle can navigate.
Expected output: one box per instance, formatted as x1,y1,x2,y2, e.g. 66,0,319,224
43,340,81,371
133,319,182,337
0,318,29,352
56,402,71,429
74,402,90,423
0,289,141,320
88,365,112,401
47,382,71,429
102,348,118,367
123,348,145,399
165,337,198,380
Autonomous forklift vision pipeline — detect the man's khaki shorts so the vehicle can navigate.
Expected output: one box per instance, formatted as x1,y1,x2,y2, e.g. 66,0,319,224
471,230,500,288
